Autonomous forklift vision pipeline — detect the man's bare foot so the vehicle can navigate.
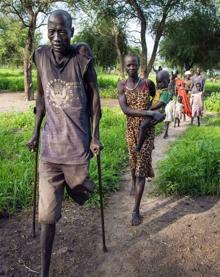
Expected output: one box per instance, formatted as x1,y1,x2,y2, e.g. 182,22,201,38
130,184,136,196
131,211,142,226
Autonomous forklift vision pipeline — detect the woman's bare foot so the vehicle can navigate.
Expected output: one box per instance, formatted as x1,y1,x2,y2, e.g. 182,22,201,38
131,211,142,226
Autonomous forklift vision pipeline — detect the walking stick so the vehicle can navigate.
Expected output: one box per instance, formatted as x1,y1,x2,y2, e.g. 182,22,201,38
32,106,39,238
32,143,39,238
96,153,108,252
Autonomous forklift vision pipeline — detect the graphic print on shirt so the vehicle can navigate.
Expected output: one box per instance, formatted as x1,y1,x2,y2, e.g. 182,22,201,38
46,79,81,110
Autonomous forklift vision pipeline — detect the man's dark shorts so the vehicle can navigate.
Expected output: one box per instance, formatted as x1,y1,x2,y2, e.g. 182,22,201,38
38,160,94,224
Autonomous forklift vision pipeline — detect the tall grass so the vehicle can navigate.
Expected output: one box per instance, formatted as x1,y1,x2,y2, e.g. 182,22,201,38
0,68,37,91
205,92,220,112
0,68,156,99
0,68,119,95
205,81,220,96
0,108,127,214
154,116,220,196
0,107,164,214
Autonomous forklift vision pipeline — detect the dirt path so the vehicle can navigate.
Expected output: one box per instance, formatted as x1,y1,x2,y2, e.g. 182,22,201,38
0,92,118,112
1,118,219,276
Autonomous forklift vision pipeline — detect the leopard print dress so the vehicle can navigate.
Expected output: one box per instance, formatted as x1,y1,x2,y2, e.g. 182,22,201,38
124,80,155,178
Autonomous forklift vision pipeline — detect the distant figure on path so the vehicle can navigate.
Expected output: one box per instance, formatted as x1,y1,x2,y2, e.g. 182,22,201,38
174,95,184,128
191,68,206,93
153,65,163,74
190,82,204,126
176,75,192,119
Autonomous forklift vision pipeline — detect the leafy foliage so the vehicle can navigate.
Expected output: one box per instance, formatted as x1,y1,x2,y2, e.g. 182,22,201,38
73,20,128,70
160,7,220,70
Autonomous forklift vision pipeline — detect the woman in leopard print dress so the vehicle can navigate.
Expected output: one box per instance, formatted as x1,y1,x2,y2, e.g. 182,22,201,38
125,80,155,178
118,54,164,226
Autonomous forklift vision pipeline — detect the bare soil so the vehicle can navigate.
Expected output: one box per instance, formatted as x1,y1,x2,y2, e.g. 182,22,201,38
0,93,219,276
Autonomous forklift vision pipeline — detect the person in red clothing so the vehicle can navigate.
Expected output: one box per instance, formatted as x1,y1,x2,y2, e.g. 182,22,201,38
175,76,192,119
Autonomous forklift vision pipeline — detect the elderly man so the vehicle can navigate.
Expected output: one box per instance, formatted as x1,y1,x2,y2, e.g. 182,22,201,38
27,10,101,277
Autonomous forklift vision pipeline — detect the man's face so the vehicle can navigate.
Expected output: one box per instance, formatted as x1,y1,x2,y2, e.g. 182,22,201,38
196,83,201,91
124,56,139,77
48,14,73,54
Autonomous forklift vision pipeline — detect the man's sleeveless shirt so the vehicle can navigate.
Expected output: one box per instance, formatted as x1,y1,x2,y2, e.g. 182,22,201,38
33,45,92,164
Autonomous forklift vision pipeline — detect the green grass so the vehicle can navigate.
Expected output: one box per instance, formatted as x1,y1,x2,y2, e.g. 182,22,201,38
205,80,220,96
0,108,127,214
0,68,37,91
0,68,156,99
154,116,220,196
0,68,119,95
205,92,220,112
0,107,164,215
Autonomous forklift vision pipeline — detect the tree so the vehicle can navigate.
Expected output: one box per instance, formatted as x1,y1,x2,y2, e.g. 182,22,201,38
0,1,61,100
0,16,25,66
0,16,41,67
160,7,220,70
101,0,215,77
73,24,119,69
76,0,129,78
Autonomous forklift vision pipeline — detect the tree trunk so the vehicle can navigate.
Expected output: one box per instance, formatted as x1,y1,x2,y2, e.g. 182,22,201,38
23,50,34,100
23,27,34,101
140,20,148,78
146,16,166,78
114,30,125,79
127,0,148,78
145,34,162,78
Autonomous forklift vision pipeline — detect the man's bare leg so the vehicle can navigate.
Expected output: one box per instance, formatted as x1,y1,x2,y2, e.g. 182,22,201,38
197,116,200,126
163,122,169,139
132,177,145,226
130,170,136,196
41,224,56,277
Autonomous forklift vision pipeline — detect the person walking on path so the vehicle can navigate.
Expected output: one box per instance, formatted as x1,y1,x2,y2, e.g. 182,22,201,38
190,82,204,126
27,10,101,277
191,68,206,93
118,54,164,226
175,75,192,119
174,95,184,127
